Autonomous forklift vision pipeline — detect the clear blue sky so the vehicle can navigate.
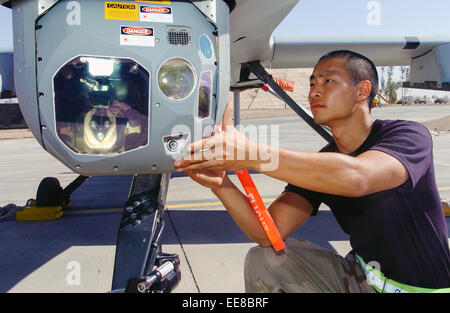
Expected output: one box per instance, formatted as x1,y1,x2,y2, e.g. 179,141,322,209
274,0,449,37
0,5,12,49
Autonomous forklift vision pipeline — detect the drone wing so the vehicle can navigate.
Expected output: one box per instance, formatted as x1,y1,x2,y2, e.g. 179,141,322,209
230,0,450,91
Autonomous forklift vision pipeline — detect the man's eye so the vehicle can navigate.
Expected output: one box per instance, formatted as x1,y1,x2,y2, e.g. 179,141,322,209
310,83,316,87
325,79,333,83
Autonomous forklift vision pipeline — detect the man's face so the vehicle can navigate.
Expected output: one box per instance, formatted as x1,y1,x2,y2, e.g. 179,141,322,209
309,57,358,126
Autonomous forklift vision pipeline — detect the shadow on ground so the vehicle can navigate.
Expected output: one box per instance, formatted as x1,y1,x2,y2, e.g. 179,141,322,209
1,175,448,292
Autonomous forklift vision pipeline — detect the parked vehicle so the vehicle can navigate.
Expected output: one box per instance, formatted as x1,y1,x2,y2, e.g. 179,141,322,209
434,98,447,104
414,98,426,104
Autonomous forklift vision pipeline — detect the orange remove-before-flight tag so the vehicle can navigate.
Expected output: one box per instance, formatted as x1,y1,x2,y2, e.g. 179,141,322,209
216,123,285,252
235,169,285,252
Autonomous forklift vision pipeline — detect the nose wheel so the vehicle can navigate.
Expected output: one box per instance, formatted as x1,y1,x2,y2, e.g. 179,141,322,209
35,177,65,207
35,175,88,208
16,175,88,221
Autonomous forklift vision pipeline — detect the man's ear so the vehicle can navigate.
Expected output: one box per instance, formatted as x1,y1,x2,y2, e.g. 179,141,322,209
356,80,372,103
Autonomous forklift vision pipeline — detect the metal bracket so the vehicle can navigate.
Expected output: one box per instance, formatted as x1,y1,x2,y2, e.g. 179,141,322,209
192,0,217,25
38,0,59,16
126,253,181,293
245,61,333,143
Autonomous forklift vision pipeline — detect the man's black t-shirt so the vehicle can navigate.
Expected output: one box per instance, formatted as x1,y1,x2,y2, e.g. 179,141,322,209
285,119,450,289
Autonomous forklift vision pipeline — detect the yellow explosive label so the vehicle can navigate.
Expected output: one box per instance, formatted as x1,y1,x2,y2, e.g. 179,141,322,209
105,2,139,21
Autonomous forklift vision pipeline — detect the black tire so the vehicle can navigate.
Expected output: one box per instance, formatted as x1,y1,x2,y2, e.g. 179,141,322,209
36,177,64,207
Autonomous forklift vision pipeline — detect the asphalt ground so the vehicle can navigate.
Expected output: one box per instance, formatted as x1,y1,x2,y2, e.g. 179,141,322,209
0,105,449,293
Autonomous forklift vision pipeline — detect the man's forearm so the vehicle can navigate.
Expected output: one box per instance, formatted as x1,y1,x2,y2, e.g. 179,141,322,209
211,176,272,246
250,144,364,197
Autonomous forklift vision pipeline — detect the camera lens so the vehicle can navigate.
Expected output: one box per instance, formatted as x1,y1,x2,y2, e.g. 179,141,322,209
167,139,179,152
158,58,195,100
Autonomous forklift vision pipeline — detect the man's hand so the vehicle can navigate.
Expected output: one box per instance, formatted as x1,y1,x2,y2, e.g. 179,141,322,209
183,168,229,191
174,102,256,172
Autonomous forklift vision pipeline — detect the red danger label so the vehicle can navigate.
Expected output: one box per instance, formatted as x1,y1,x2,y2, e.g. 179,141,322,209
142,6,170,14
122,27,152,35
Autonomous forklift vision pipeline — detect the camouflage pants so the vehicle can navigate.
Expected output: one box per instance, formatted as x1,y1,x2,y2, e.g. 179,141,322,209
244,238,376,293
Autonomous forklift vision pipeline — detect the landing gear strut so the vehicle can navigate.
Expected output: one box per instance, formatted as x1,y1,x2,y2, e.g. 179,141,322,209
111,173,180,293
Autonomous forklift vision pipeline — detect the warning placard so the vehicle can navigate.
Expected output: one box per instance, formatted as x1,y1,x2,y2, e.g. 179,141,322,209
139,5,173,23
120,26,155,47
105,2,139,21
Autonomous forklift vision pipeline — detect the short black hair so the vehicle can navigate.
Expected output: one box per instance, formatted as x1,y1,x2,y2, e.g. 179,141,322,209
318,50,379,111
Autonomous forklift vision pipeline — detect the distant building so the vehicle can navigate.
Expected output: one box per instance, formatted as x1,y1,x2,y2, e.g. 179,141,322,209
0,98,27,128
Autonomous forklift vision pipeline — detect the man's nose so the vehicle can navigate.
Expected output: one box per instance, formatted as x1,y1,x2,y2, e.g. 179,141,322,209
309,87,322,100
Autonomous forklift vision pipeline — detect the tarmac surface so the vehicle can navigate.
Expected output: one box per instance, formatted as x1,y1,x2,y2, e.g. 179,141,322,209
0,105,449,293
